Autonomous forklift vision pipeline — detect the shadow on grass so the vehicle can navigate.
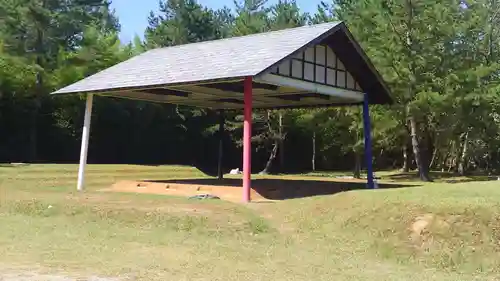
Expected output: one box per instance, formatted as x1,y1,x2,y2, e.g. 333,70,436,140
144,178,418,200
0,163,30,168
383,171,499,183
442,176,500,183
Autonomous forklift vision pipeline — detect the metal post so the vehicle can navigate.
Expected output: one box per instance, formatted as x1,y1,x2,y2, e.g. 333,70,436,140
77,94,94,191
363,93,375,189
217,109,224,180
243,77,253,202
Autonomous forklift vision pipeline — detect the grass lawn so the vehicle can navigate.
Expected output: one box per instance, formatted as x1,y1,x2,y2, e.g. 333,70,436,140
1,164,500,280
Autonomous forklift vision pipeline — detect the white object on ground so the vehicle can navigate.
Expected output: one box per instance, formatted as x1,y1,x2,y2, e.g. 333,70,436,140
335,176,355,179
229,168,242,175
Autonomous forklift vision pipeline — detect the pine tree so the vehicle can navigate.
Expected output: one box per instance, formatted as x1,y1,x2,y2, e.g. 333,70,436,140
0,0,119,161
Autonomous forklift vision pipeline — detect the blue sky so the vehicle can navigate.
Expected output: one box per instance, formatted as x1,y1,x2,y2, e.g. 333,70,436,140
110,0,322,42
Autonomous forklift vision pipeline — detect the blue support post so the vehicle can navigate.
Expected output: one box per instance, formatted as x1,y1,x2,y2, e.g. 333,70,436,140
363,93,375,189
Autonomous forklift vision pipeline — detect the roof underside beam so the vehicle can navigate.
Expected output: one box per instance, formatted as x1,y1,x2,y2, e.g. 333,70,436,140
99,76,364,110
255,74,364,102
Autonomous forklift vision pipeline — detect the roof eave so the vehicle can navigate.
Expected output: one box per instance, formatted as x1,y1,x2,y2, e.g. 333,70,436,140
51,76,248,96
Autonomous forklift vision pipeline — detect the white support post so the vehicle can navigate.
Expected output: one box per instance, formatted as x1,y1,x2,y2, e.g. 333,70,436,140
77,94,94,191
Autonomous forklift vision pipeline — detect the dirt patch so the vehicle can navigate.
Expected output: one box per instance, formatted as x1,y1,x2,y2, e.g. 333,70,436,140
410,213,450,245
103,180,266,203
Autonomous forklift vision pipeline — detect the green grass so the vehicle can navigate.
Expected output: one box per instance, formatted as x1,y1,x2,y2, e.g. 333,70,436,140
1,164,500,280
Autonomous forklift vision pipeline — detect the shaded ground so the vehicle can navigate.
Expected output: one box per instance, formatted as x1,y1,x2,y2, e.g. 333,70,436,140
381,171,499,183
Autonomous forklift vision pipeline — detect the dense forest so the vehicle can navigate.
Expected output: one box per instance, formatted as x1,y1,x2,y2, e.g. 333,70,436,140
0,0,499,180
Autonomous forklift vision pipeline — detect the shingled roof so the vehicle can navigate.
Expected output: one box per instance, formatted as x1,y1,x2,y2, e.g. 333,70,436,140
53,22,392,108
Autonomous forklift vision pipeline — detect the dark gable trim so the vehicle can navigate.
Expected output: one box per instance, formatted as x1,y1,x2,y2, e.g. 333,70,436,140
338,25,393,104
326,26,392,105
257,22,392,105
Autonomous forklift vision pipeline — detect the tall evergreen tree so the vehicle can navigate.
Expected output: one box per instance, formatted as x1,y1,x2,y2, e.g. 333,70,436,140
0,0,119,161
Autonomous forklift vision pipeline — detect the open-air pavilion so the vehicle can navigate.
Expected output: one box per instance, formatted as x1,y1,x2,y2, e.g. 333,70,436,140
52,22,392,202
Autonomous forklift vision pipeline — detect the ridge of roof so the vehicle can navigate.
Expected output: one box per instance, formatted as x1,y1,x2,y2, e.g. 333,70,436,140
145,22,341,53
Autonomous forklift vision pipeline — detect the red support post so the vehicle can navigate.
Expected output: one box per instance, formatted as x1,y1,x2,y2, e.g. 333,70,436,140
243,76,253,202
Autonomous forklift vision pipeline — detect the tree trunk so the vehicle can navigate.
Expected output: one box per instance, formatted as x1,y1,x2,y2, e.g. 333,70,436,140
260,141,279,175
429,147,438,170
453,143,462,173
278,112,285,172
402,143,410,172
441,150,450,172
29,23,45,162
458,132,469,176
424,123,434,171
448,154,454,173
404,0,431,182
353,152,361,179
409,114,432,182
312,131,316,171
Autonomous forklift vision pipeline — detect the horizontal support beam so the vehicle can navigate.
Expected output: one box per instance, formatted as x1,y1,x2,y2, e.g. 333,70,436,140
101,91,224,108
139,88,191,97
255,74,364,102
203,81,279,93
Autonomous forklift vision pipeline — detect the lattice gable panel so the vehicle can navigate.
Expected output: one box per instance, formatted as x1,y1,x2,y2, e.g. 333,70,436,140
269,44,363,92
